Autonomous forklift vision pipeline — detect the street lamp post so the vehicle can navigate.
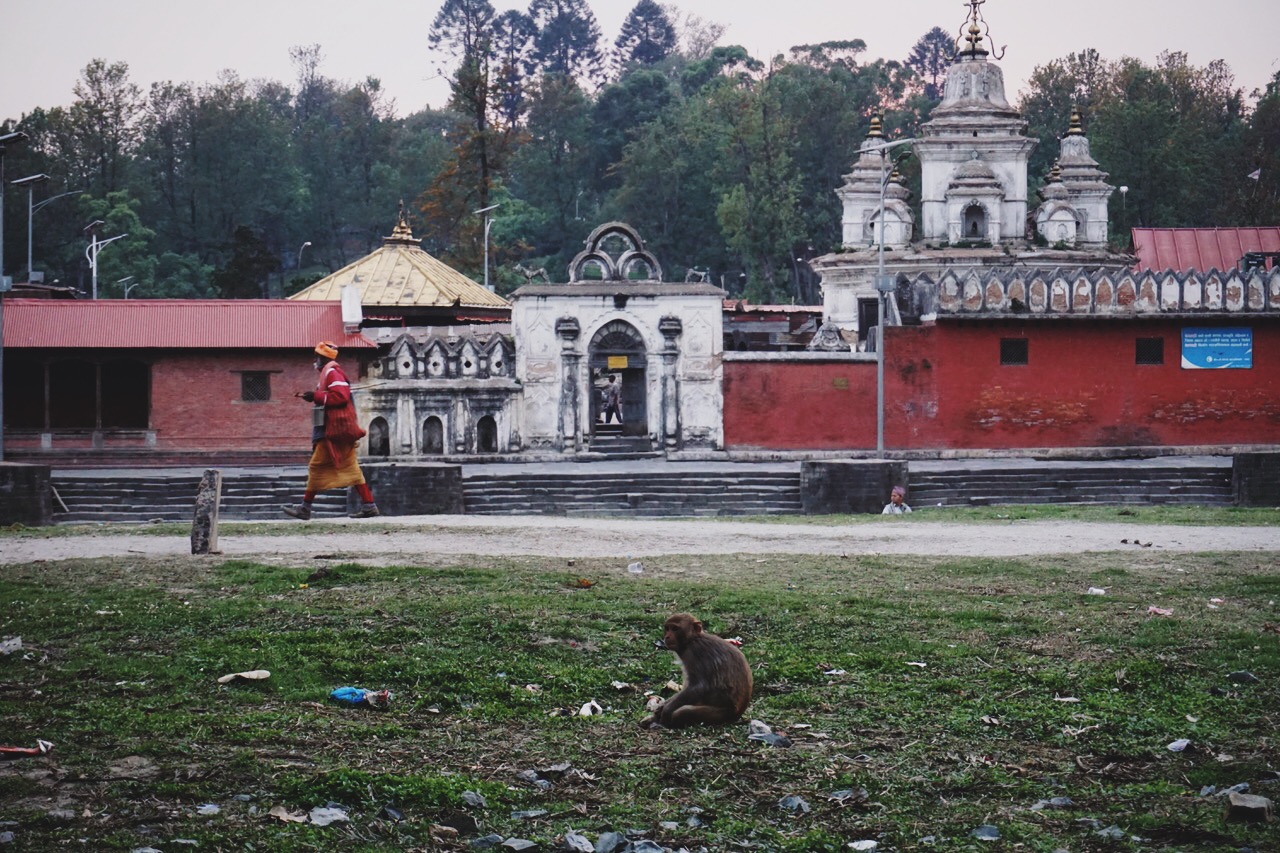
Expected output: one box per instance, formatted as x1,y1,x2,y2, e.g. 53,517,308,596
298,241,311,269
11,173,49,280
119,276,141,298
84,220,128,300
864,136,917,456
473,203,500,291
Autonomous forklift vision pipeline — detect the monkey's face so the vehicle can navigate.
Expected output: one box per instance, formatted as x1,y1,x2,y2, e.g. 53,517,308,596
663,615,702,654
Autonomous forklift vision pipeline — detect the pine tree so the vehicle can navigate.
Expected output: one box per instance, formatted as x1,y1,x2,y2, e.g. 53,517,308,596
613,0,677,76
905,26,953,100
529,0,604,84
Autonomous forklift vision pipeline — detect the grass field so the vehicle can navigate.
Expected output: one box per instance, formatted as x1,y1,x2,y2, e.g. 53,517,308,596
1,523,1278,851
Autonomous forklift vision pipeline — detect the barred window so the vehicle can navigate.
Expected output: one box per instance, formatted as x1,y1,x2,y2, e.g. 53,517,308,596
1136,337,1164,365
241,372,271,402
1000,338,1028,366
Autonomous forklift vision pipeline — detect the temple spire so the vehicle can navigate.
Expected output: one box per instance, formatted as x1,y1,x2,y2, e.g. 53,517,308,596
956,0,1004,60
384,200,419,245
1066,106,1085,136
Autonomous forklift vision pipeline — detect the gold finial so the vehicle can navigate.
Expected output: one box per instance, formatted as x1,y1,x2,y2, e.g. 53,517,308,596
957,0,1003,59
868,111,884,139
1066,106,1085,135
1049,162,1062,182
384,200,418,245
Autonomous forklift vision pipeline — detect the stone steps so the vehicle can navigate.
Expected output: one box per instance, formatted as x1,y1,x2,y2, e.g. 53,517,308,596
48,462,1236,523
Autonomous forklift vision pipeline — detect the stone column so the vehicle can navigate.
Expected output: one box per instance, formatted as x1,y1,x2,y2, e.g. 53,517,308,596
556,317,582,454
396,394,415,455
190,468,222,554
659,315,682,450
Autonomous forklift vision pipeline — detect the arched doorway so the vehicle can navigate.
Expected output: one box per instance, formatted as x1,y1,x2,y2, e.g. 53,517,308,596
422,416,444,455
367,416,390,457
476,415,498,453
588,320,646,436
963,203,987,242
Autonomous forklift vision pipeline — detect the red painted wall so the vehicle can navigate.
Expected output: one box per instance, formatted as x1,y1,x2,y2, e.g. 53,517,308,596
5,350,361,461
725,320,1280,450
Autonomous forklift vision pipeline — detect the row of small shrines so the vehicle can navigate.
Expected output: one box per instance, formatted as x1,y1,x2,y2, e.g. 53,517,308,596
931,266,1280,316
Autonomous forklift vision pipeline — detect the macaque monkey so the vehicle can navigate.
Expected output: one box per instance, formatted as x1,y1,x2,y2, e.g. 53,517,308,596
639,613,752,729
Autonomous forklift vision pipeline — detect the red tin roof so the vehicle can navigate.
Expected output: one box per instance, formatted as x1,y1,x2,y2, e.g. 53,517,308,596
2,299,376,350
1132,227,1280,273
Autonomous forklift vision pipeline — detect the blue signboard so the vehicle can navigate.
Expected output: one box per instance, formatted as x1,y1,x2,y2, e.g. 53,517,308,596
1181,327,1252,369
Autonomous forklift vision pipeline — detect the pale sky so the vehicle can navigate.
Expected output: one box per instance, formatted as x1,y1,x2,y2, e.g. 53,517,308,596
3,0,1279,124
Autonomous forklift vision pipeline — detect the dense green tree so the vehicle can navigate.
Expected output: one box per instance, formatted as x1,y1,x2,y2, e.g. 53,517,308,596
80,190,156,298
1241,71,1280,225
211,225,278,298
613,0,678,75
508,75,595,271
590,68,676,193
492,10,538,125
63,60,142,197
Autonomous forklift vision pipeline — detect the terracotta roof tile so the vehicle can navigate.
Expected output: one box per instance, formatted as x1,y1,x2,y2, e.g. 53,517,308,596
2,299,376,350
1132,227,1280,273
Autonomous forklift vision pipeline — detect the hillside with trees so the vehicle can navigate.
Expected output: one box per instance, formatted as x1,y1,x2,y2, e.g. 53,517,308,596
2,0,1275,304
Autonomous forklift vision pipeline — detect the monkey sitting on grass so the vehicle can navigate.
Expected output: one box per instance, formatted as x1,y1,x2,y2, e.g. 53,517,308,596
640,613,753,729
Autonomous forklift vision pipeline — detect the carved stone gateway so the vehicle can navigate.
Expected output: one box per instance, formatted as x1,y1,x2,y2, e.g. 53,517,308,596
511,223,725,455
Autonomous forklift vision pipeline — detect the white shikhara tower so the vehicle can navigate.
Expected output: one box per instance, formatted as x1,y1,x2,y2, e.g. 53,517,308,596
913,0,1034,246
815,0,1128,343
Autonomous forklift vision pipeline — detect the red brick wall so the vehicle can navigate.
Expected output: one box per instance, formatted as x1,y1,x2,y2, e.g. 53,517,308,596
724,320,1280,450
150,352,326,451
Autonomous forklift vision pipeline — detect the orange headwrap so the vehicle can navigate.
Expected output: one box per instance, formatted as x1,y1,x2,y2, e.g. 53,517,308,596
314,341,339,360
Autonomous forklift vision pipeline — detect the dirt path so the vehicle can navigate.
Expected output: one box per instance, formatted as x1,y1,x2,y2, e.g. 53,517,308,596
4,516,1280,564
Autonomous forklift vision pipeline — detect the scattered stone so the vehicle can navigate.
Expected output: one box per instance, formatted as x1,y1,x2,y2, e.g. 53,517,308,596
1030,796,1073,810
0,637,21,655
196,803,221,816
594,830,626,852
970,825,1000,841
623,842,663,853
516,770,552,790
512,809,548,820
1228,671,1261,684
849,841,878,851
471,835,505,849
777,795,810,813
502,839,537,851
828,788,870,805
660,822,679,831
0,832,13,844
463,790,489,808
1094,825,1126,840
1224,792,1274,823
1168,738,1191,752
562,830,594,852
380,804,403,822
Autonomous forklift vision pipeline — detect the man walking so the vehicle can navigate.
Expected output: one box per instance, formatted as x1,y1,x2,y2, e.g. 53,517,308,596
283,341,380,520
602,374,623,424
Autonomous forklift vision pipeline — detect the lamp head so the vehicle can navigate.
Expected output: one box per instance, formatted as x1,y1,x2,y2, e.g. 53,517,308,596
0,131,29,146
11,173,50,187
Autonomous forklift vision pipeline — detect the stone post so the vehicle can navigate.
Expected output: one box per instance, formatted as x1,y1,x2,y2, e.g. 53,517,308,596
190,468,222,554
556,317,582,454
659,315,683,450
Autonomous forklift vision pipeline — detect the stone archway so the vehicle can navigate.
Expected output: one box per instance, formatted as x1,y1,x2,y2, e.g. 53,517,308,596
588,320,646,436
963,202,987,241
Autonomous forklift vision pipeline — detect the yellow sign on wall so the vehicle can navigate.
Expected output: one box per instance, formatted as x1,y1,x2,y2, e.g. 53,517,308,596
607,356,629,369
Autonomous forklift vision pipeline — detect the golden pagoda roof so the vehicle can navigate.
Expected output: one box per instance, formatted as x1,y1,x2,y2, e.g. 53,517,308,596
288,208,510,310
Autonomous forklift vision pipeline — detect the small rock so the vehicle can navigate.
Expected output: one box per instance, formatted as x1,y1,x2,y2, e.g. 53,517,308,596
849,842,878,852
660,822,679,831
1228,671,1261,684
196,803,221,815
627,561,644,574
511,809,548,820
308,805,349,826
828,788,870,804
624,842,664,853
502,840,537,851
778,795,810,813
0,833,14,845
562,831,594,852
594,831,626,853
1168,738,1191,752
1094,825,1126,840
970,825,1000,841
1224,792,1274,823
472,835,505,850
463,790,489,808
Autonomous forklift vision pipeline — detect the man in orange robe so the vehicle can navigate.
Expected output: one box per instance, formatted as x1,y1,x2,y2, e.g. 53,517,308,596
283,341,379,520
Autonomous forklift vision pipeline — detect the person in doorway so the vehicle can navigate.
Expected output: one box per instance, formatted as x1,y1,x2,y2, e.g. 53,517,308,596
882,485,912,515
602,374,623,424
283,341,380,520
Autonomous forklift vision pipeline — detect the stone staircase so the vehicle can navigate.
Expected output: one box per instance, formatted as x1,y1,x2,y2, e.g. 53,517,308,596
462,470,803,517
50,473,348,524
907,464,1234,508
47,460,1236,523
